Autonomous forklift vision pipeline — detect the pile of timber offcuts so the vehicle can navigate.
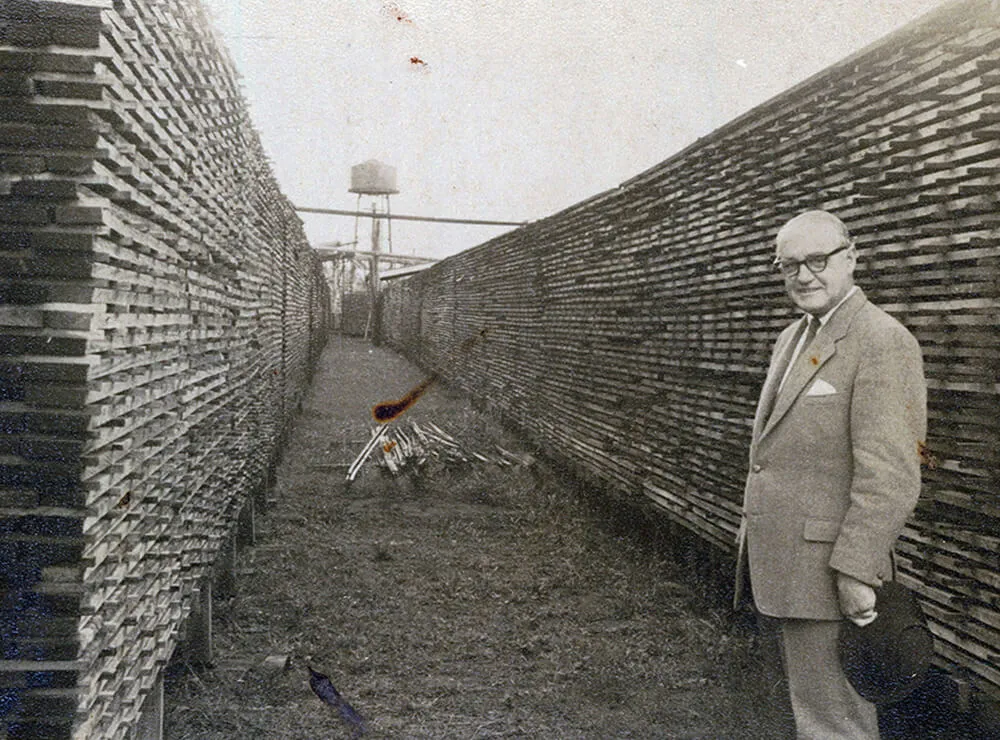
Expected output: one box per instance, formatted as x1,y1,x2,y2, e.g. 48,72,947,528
347,420,536,480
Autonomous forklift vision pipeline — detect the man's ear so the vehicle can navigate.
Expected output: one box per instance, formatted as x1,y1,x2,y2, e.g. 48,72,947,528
845,241,858,270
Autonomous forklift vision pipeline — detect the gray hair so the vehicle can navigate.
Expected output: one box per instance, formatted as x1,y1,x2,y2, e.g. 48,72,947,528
776,210,852,246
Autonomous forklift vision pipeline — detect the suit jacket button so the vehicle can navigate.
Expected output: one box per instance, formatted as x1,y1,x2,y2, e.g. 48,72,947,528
752,464,762,473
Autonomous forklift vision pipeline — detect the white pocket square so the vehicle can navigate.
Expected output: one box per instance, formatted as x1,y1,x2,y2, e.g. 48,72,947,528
806,378,838,396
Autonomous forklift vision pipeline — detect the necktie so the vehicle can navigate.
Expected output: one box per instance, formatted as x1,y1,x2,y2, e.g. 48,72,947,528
778,316,819,394
760,317,818,428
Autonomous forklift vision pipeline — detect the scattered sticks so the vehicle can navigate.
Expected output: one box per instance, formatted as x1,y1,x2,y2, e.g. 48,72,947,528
346,424,393,481
344,420,534,481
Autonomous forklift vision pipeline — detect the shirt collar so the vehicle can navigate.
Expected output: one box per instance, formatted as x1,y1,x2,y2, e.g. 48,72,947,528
809,285,858,327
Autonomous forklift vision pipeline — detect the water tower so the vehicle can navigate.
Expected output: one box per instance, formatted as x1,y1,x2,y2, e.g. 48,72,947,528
349,160,397,337
350,160,398,274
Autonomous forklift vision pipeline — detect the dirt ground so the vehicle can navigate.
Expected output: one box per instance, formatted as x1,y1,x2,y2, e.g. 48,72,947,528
163,335,797,738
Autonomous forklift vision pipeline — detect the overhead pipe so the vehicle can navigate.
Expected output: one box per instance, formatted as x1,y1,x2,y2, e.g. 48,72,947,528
294,205,529,227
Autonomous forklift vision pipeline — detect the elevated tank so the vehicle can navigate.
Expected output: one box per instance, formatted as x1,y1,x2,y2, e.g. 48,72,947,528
350,160,398,194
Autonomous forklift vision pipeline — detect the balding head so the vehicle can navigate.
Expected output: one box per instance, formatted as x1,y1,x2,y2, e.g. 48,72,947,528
776,210,851,249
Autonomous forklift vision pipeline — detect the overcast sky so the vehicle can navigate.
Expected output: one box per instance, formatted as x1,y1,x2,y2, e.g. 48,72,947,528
200,0,947,260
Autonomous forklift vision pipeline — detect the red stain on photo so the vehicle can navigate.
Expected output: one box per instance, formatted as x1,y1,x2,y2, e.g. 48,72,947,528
372,375,437,423
917,441,938,469
410,56,427,67
370,327,490,423
381,1,414,24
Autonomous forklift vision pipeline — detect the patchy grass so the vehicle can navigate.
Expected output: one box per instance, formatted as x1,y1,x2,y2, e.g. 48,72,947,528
164,338,792,738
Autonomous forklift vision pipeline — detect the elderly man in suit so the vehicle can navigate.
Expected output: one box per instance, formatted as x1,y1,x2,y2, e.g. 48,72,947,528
735,210,926,738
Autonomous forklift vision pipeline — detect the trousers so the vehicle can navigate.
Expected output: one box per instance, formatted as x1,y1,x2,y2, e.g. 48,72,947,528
780,618,879,739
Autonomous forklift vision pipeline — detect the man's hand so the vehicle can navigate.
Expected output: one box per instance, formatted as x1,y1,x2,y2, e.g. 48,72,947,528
837,573,878,626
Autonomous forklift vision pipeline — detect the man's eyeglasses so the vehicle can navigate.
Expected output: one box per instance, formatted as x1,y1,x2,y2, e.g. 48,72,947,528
773,242,852,278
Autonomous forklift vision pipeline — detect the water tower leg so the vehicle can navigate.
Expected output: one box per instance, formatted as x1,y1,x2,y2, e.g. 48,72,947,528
385,194,393,253
353,193,362,246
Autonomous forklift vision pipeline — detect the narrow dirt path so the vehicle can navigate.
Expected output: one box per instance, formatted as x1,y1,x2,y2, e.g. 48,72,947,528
164,336,791,738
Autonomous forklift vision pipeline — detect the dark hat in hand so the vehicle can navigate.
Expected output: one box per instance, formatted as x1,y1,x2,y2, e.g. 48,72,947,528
838,581,934,704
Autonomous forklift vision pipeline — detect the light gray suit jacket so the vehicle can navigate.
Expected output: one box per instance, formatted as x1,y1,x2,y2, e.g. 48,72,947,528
735,289,926,620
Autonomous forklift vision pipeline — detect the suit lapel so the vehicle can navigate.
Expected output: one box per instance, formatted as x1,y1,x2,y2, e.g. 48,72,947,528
759,289,868,442
753,318,807,441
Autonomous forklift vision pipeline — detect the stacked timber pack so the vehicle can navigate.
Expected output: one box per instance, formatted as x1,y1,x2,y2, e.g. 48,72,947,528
382,0,1000,709
0,0,329,737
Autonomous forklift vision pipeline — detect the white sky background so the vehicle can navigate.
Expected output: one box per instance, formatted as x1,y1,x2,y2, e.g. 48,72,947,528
200,0,947,260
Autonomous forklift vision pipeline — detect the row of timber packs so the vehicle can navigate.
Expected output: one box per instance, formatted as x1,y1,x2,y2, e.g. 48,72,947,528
382,0,1000,707
0,0,330,737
